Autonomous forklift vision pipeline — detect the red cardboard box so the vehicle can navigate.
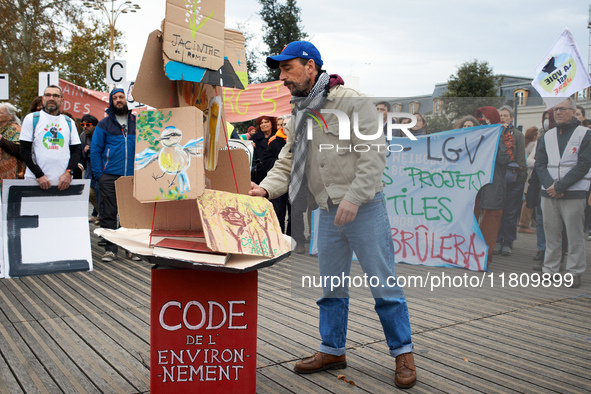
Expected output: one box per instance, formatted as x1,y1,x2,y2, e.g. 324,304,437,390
151,268,257,393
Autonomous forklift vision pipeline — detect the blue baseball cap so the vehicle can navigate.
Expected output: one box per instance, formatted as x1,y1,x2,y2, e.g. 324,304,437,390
266,41,323,69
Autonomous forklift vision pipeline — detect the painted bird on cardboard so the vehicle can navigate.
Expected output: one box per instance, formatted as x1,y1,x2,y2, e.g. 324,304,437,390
135,126,203,193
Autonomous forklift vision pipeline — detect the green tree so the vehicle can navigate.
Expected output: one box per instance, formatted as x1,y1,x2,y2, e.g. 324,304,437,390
58,20,125,92
426,113,453,134
442,60,504,122
258,0,308,82
0,0,124,115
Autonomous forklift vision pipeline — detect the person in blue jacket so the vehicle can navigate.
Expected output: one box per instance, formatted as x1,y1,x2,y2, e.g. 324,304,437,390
91,88,136,262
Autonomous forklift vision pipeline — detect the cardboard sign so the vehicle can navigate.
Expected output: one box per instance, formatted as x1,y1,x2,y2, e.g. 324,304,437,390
151,268,257,392
134,107,205,202
162,0,225,70
38,71,59,96
163,28,247,90
0,74,8,100
177,81,228,162
223,29,248,89
134,30,180,109
106,59,127,84
204,96,223,170
1,180,92,278
224,139,254,167
197,189,290,258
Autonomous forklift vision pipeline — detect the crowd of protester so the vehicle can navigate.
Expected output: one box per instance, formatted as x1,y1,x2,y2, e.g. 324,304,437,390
374,99,590,288
2,91,589,286
1,90,141,262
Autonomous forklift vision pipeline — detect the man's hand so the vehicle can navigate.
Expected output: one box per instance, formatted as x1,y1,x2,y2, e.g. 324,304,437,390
58,171,72,191
248,182,268,197
36,175,51,190
547,183,564,199
334,199,359,226
84,145,90,153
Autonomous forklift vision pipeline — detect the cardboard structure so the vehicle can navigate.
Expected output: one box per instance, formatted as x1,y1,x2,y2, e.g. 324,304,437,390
133,30,179,109
97,150,292,272
113,6,283,392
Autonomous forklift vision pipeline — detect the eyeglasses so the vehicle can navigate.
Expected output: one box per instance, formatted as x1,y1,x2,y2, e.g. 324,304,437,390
80,122,93,127
43,93,61,99
553,107,572,113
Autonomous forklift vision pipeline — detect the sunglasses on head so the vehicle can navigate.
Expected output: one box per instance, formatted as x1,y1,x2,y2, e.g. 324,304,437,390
80,122,93,127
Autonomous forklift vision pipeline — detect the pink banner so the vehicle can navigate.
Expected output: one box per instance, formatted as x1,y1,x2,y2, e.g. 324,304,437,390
222,80,292,123
57,78,291,123
59,79,109,119
59,79,145,120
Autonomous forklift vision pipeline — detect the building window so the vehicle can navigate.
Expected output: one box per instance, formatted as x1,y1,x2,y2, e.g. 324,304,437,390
409,102,419,113
577,88,588,100
433,99,443,115
514,89,529,106
393,103,402,112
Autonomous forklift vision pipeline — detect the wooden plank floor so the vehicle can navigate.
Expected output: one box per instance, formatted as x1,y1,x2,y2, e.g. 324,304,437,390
0,220,589,393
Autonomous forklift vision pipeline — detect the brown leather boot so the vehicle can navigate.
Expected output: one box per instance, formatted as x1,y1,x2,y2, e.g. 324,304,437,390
293,352,346,374
395,352,416,388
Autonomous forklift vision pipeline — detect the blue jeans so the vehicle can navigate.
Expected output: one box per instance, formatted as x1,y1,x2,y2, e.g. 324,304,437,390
316,193,413,358
535,205,546,251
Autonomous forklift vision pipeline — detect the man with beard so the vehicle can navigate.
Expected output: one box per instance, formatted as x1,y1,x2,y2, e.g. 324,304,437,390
20,85,81,191
91,88,137,262
249,41,416,389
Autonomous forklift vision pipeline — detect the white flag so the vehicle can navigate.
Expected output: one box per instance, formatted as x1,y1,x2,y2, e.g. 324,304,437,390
531,28,591,109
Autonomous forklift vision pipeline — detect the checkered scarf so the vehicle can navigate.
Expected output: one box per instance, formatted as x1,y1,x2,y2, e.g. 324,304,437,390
289,72,330,204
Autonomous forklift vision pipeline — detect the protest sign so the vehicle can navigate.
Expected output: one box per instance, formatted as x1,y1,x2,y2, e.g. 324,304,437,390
222,80,291,123
1,180,92,278
309,125,502,271
59,79,145,120
531,28,591,109
151,268,257,392
0,74,8,100
383,125,502,271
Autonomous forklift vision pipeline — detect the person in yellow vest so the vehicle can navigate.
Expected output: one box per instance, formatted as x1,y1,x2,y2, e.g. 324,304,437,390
535,97,591,289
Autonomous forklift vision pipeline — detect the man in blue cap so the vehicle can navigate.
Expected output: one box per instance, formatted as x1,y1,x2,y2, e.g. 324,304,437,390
250,41,416,388
91,88,137,262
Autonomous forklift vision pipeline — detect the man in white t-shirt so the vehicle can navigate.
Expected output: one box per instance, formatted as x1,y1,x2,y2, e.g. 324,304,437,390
19,85,82,191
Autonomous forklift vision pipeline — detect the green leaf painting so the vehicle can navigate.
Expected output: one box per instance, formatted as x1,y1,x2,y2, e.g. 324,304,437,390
136,110,173,150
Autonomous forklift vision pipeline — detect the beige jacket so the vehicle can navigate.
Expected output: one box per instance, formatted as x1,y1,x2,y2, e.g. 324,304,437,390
260,83,386,210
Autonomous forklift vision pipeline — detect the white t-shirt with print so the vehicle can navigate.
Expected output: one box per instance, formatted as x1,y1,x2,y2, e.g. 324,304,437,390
20,111,81,182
